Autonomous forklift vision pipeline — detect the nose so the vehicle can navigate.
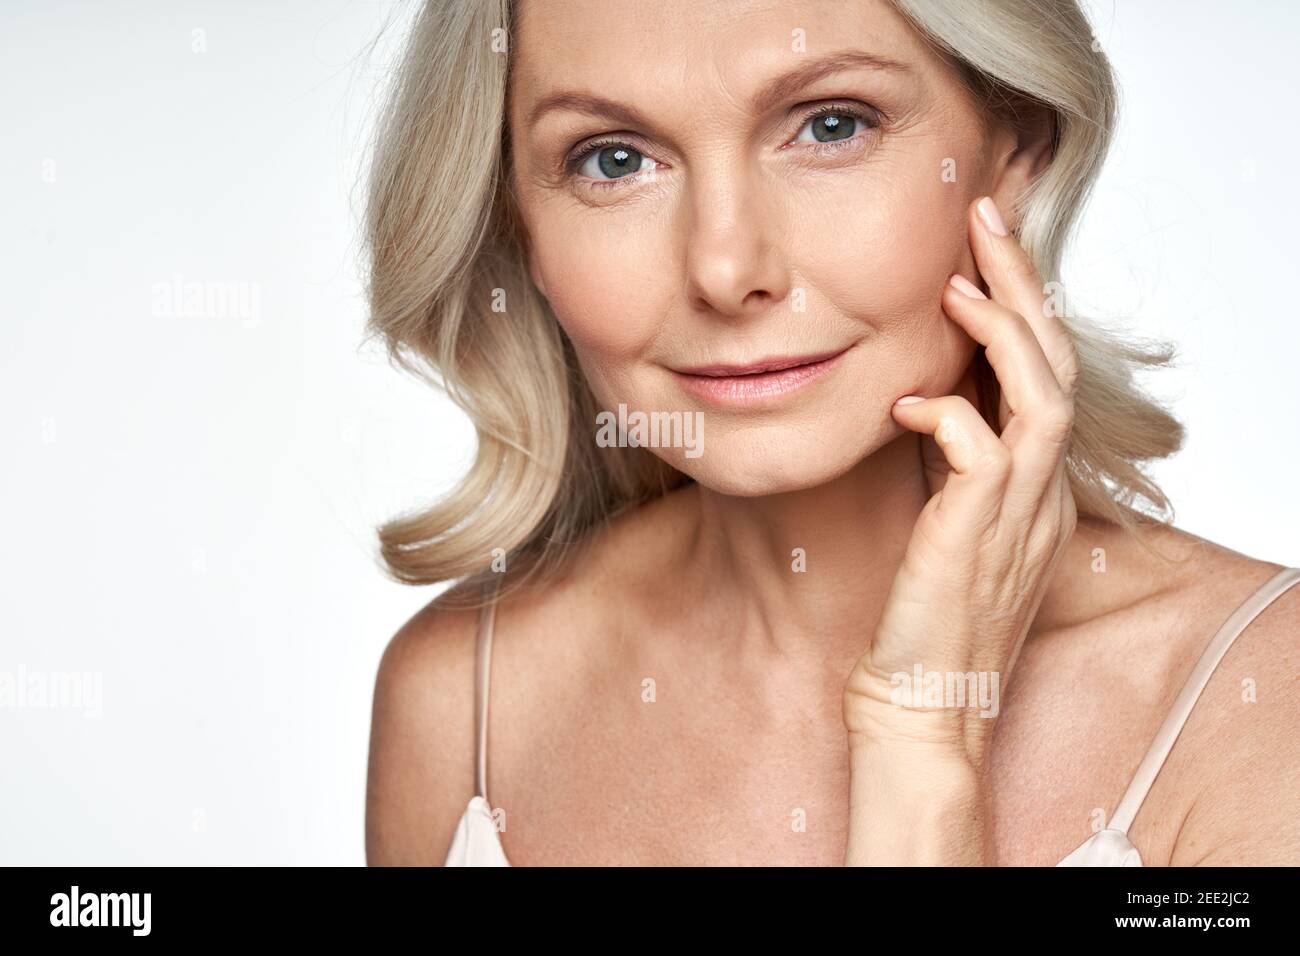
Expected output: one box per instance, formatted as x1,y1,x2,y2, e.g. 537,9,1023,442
682,160,791,322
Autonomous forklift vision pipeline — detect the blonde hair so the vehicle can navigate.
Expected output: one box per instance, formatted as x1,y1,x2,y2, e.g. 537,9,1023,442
363,0,1185,598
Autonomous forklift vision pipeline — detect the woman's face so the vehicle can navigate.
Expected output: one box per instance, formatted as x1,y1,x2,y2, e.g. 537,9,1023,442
509,0,1022,495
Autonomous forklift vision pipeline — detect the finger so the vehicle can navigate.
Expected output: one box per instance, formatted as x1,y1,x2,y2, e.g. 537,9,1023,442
915,362,984,498
967,196,1081,397
943,279,1075,502
892,394,1010,532
941,273,1071,460
941,276,1073,455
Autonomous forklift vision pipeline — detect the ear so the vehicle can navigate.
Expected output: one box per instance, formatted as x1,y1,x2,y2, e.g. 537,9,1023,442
985,101,1056,231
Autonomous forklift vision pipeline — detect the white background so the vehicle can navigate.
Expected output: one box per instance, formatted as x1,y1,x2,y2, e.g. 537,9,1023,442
2,1,1296,864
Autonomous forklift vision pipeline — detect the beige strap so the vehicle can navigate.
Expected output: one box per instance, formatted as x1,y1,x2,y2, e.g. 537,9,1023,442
1109,566,1300,833
473,577,501,803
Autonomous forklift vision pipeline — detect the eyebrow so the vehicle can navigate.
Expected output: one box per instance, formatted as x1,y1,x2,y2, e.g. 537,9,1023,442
524,50,913,131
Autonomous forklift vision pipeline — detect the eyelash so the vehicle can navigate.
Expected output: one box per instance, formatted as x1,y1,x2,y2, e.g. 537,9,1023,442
564,102,881,191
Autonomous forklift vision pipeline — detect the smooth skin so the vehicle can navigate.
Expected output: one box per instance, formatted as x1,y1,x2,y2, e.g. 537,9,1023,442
366,0,1300,866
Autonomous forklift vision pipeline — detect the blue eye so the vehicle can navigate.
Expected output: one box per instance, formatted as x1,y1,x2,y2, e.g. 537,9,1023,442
793,107,872,146
575,143,656,182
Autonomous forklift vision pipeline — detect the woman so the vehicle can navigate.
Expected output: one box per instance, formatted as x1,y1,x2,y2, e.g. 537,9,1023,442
363,0,1299,865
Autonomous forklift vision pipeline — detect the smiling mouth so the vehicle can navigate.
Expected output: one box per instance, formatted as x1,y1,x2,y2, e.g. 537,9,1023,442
670,346,851,407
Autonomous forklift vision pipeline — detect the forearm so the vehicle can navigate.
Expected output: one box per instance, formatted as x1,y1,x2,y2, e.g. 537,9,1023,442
845,736,992,866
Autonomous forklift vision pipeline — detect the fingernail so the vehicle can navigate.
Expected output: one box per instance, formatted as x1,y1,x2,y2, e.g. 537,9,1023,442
948,274,987,299
976,196,1008,236
895,395,925,405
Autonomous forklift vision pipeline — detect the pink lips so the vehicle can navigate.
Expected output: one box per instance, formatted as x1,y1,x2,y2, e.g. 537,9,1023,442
671,347,849,407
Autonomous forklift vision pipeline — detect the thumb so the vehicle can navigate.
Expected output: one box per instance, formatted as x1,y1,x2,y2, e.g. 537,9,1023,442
908,358,986,497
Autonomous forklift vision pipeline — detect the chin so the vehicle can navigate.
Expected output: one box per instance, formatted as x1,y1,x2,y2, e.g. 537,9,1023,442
656,419,890,497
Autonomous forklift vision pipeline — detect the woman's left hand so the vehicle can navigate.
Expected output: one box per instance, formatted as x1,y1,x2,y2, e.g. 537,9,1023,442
841,195,1081,864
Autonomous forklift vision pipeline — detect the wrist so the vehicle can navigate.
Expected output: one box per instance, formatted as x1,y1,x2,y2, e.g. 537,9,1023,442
843,663,1002,771
848,734,984,787
845,742,991,865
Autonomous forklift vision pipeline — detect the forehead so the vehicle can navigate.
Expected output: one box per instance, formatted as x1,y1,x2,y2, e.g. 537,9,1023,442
509,0,948,121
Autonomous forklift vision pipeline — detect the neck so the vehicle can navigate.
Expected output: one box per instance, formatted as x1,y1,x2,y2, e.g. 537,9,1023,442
681,429,930,674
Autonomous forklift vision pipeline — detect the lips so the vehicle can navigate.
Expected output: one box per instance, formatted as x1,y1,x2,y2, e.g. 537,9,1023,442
673,349,848,378
670,346,851,408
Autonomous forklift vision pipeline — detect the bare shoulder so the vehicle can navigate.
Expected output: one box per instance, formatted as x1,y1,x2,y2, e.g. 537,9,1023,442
364,580,483,866
1112,522,1300,864
364,487,697,867
1161,544,1300,865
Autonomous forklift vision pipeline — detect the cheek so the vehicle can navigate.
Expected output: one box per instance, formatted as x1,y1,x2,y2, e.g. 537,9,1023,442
791,152,979,389
798,161,971,323
530,207,670,363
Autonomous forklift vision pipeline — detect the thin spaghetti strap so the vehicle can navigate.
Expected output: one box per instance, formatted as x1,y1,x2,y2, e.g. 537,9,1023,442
473,576,501,804
1107,566,1300,834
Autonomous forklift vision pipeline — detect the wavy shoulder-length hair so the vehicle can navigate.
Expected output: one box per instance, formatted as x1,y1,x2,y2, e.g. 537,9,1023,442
362,0,1184,601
